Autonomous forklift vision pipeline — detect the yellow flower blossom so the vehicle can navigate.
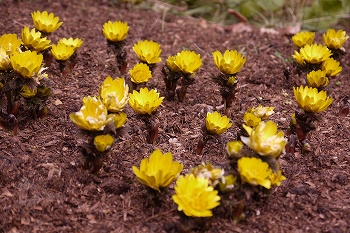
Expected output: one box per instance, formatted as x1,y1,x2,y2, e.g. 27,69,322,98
172,174,221,217
102,21,129,42
165,55,180,72
129,63,152,84
21,26,51,51
0,46,11,70
58,37,83,51
292,50,305,65
113,112,127,129
237,157,272,189
0,34,22,55
69,96,115,131
322,58,342,77
132,149,183,191
293,85,333,113
205,111,232,134
173,50,202,75
191,162,225,187
306,70,329,88
218,174,236,192
269,169,286,187
293,44,332,64
241,121,287,158
226,140,244,158
133,40,162,64
212,50,246,75
99,76,129,112
323,29,349,50
31,10,63,33
129,87,164,115
51,43,75,61
243,112,261,128
20,85,37,98
11,50,43,78
291,31,315,47
94,134,114,152
247,105,274,120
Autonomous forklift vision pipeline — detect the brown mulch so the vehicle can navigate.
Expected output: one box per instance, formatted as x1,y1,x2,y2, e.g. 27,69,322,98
1,0,349,232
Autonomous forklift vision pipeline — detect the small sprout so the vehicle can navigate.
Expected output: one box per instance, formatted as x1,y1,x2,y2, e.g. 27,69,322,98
291,31,315,47
293,85,333,113
132,149,183,192
172,174,221,217
241,121,287,158
31,10,63,34
323,29,349,50
237,157,273,189
322,58,342,77
94,134,114,152
99,76,129,112
69,96,115,131
306,70,329,88
226,140,244,159
21,26,51,52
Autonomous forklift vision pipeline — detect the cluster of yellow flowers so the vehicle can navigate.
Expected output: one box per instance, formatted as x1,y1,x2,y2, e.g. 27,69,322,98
226,105,287,189
291,29,347,110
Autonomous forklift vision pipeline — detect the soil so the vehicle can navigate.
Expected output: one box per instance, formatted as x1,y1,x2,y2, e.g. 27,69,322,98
1,0,350,232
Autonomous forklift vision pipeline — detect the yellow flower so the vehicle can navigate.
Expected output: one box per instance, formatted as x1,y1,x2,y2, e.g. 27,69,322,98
0,46,11,70
306,70,329,88
11,50,43,78
99,76,129,112
69,96,115,131
241,121,287,158
322,58,342,77
102,21,129,42
218,174,236,192
291,31,315,47
292,50,305,65
0,34,22,55
227,76,237,86
129,63,152,84
133,40,162,64
172,174,221,217
173,50,202,75
293,44,332,64
226,140,244,158
94,134,114,152
323,29,349,50
237,157,272,189
166,55,180,72
129,87,164,115
51,43,75,61
269,169,286,187
31,11,63,33
113,112,127,129
212,50,246,75
20,85,37,98
58,37,83,51
191,162,225,187
205,111,232,134
243,112,261,128
247,105,274,120
293,85,333,113
132,149,183,191
21,26,51,51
